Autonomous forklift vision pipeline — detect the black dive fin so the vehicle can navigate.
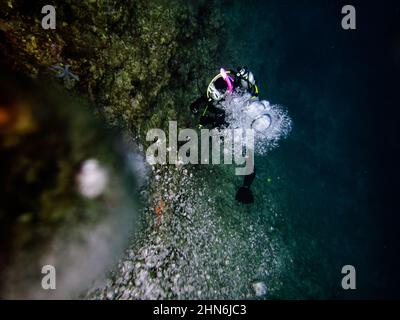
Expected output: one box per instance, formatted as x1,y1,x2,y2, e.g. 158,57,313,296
235,186,254,204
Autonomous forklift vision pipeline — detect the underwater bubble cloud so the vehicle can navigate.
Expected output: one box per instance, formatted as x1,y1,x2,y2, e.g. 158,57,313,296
219,92,292,155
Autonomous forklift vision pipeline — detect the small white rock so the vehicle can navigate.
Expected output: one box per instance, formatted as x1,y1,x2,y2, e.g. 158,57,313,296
252,281,268,297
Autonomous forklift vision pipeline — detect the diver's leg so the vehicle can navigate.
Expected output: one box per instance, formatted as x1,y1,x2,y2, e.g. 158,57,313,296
242,167,256,188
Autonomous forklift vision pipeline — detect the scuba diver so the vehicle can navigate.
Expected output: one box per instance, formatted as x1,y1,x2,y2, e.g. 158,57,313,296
190,67,259,129
190,66,259,204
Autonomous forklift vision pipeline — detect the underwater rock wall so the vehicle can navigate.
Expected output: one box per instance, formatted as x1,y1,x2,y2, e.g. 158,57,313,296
88,164,287,299
0,0,231,298
0,0,226,137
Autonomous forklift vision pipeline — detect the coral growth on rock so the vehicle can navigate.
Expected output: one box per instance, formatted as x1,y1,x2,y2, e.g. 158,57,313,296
0,0,227,138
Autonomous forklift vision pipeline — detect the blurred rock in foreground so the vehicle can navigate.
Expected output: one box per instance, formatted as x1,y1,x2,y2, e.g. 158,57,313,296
0,68,140,299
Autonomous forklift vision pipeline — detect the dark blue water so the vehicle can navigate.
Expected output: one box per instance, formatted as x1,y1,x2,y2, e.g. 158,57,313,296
225,0,400,298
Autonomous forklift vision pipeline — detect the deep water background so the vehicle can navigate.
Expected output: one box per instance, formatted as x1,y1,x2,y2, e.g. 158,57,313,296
224,0,400,298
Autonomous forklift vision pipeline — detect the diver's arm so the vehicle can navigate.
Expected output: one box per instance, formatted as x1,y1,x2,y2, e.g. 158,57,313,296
190,96,208,114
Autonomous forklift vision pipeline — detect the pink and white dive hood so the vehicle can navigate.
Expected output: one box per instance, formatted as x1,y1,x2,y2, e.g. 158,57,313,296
220,68,233,93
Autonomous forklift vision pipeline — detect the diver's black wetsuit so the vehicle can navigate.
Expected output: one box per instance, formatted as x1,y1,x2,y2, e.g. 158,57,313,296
190,96,227,128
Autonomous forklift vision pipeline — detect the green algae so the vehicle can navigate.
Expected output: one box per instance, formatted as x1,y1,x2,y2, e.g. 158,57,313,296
0,0,227,139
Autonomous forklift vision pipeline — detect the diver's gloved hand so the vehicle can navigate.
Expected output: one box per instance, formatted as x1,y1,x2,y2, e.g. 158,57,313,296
190,102,199,114
190,96,207,114
235,186,254,204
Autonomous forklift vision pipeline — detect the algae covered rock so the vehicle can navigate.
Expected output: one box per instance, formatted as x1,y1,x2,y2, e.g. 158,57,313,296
0,0,229,299
0,0,227,138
